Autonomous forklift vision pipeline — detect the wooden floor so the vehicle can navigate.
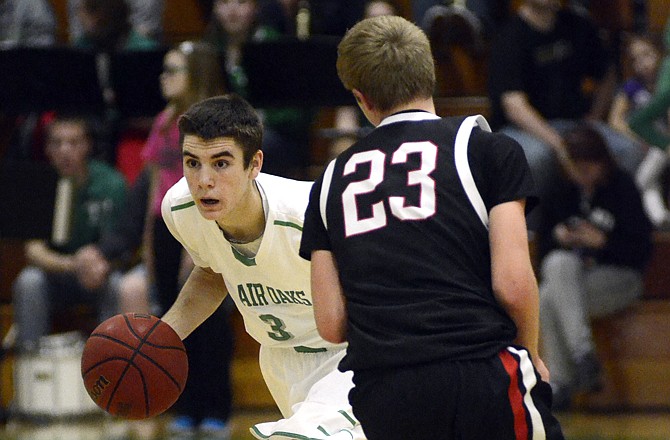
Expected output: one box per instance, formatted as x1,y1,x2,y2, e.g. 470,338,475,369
0,409,669,440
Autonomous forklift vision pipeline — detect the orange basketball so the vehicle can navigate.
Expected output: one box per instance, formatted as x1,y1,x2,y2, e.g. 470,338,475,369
81,313,188,419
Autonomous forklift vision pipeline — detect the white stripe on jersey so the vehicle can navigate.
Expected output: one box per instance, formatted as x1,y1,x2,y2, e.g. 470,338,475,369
454,115,491,228
320,159,337,231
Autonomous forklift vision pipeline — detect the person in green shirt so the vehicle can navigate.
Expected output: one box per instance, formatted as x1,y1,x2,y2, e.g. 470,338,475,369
11,113,128,351
72,0,159,51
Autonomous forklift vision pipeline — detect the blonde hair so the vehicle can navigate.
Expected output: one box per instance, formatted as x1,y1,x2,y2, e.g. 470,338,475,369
336,15,435,112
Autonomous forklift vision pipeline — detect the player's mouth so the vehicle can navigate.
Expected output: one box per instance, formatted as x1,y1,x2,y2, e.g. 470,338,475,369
199,197,220,208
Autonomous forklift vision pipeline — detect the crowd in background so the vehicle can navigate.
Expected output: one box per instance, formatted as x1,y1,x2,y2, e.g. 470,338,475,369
1,0,670,431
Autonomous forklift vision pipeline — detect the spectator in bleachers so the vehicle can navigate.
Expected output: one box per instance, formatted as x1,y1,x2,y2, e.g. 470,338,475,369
70,0,160,166
609,34,663,140
537,123,653,411
72,0,159,52
203,0,315,178
487,0,646,230
11,113,128,352
327,0,398,160
419,0,510,49
627,65,670,228
68,0,164,43
0,0,56,48
609,33,670,227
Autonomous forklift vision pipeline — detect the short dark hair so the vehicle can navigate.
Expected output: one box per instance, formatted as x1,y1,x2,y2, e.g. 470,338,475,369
178,94,263,168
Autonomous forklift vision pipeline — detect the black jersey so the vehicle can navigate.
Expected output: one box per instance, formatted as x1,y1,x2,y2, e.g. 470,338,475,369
300,111,538,371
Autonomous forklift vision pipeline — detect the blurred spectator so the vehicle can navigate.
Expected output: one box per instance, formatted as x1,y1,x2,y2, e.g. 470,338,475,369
419,0,509,49
203,0,367,38
0,0,56,48
68,0,164,43
487,0,645,230
327,0,397,160
608,34,663,139
203,0,315,178
69,0,160,166
628,73,670,228
537,123,653,411
11,113,128,351
608,33,670,227
72,0,159,52
73,167,152,314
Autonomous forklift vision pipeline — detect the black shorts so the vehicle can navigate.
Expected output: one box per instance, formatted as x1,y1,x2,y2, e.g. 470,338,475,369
349,346,565,440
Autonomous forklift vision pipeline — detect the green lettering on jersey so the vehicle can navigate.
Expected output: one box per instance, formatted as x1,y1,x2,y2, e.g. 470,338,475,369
237,284,252,307
294,291,312,306
275,289,291,304
266,287,282,304
249,283,269,306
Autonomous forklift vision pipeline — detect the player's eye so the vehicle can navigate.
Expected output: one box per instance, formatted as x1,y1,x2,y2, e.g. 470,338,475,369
184,158,199,168
214,159,229,169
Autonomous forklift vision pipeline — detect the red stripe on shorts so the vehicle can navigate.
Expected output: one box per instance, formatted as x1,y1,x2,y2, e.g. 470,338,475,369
499,349,529,440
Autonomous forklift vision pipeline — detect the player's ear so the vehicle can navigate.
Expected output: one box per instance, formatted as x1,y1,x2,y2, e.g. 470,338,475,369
249,149,263,178
352,89,373,112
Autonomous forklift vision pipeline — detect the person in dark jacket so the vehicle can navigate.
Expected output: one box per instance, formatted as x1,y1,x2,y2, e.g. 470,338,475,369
537,123,653,410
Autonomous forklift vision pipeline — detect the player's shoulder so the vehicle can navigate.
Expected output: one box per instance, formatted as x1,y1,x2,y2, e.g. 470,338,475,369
164,177,192,205
256,173,313,220
257,173,313,202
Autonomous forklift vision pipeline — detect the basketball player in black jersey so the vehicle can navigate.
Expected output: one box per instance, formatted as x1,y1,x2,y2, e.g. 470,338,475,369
299,15,565,440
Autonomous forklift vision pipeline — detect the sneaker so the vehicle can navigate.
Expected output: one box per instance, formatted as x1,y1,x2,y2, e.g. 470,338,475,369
199,417,231,439
167,415,197,437
575,352,604,393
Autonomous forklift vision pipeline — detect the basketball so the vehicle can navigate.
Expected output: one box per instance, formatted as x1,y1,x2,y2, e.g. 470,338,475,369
80,313,188,419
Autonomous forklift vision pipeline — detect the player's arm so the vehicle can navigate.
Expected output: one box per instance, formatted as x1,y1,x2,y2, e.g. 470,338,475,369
161,265,229,340
310,250,347,344
488,199,549,380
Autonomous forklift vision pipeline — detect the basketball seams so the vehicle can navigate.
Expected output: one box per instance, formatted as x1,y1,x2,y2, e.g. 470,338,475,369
82,335,186,390
86,332,186,352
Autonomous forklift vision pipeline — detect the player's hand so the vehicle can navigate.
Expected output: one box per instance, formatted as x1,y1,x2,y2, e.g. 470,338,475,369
533,356,550,383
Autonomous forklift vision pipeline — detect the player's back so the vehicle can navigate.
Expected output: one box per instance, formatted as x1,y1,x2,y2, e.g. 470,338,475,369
319,112,523,370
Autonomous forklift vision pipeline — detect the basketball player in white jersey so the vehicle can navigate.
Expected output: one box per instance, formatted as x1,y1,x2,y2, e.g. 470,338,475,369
160,93,364,440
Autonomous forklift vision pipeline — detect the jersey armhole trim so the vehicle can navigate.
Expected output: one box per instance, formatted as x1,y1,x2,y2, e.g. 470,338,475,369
319,159,336,231
454,114,491,228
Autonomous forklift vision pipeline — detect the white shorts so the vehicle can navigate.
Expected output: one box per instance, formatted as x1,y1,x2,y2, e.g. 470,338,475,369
250,345,365,439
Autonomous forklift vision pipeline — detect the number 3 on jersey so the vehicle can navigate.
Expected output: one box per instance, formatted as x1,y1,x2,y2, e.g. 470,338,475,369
342,141,437,237
259,313,293,341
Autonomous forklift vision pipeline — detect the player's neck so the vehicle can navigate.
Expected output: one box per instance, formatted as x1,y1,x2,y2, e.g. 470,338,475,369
216,181,265,244
375,97,436,125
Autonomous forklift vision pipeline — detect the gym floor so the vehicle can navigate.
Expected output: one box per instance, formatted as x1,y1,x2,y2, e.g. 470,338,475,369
0,409,669,440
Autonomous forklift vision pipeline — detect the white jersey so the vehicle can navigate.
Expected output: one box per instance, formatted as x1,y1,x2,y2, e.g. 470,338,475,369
162,173,342,350
162,173,364,439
